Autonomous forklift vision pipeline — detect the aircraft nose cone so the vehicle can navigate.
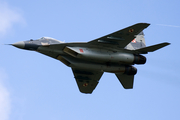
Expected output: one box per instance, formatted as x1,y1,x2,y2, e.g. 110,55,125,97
12,41,25,49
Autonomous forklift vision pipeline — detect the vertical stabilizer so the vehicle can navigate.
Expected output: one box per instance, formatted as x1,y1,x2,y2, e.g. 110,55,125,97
125,31,146,50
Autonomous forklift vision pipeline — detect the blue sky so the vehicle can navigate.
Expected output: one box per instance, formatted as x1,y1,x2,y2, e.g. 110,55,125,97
0,0,180,120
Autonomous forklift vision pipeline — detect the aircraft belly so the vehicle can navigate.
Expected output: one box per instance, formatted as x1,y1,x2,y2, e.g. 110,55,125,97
62,56,126,73
71,63,126,73
37,46,64,54
81,52,134,63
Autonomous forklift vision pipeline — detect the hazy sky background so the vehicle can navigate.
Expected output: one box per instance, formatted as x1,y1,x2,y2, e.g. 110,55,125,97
0,0,179,120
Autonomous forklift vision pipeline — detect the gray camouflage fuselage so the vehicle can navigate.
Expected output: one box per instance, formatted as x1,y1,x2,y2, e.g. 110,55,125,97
11,23,170,94
14,37,144,74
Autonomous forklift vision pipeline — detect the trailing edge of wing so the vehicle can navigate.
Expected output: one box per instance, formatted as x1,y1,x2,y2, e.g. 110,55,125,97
133,42,170,54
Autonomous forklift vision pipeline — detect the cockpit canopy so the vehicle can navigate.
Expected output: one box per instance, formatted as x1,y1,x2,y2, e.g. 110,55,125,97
40,37,64,43
40,37,56,40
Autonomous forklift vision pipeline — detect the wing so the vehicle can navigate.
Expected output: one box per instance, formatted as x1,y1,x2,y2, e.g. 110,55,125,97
72,68,103,94
88,23,150,49
115,73,134,89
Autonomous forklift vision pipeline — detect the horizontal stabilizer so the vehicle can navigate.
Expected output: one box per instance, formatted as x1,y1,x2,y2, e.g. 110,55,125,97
115,73,134,89
134,42,170,54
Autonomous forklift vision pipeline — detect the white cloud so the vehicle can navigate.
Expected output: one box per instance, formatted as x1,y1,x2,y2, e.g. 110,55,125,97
0,1,25,120
0,69,10,120
0,1,25,36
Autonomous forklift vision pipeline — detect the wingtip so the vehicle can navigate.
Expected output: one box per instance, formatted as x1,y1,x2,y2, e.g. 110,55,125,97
144,23,150,27
164,42,171,46
137,22,150,25
134,23,150,28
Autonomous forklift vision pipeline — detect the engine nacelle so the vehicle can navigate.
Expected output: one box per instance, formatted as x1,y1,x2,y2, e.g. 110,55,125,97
124,66,137,75
133,55,146,64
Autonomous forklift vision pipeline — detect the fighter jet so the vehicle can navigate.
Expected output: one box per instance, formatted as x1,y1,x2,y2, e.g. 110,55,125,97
11,23,170,94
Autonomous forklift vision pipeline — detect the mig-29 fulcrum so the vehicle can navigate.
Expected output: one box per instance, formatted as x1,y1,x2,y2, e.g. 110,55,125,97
11,23,170,94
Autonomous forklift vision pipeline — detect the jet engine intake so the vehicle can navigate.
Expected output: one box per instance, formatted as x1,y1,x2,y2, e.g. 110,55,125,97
133,55,146,64
124,66,137,75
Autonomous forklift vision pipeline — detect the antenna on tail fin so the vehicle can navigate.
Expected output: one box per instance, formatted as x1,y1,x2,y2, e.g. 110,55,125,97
125,31,146,50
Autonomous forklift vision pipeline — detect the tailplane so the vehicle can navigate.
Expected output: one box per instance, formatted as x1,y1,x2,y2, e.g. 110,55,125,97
126,31,146,50
133,42,170,54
